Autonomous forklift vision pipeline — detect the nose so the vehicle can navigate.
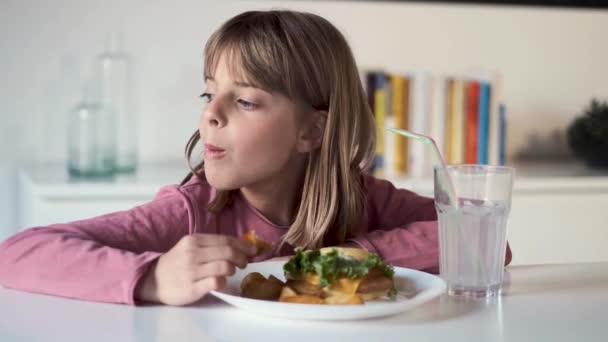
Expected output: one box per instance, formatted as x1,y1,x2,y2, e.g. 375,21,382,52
201,98,226,129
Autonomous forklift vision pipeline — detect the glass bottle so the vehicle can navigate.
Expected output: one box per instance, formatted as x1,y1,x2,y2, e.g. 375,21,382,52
98,32,137,173
67,80,116,177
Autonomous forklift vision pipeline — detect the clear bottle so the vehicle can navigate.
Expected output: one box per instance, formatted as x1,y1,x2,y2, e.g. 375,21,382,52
98,32,137,173
67,80,116,177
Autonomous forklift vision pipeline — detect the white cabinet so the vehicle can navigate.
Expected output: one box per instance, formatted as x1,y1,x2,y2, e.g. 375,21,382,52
17,162,189,229
391,165,608,266
508,192,608,265
17,162,608,265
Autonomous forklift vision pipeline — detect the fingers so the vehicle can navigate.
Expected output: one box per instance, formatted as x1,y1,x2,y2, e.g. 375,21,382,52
189,260,237,281
193,276,227,297
267,256,292,262
189,234,257,257
191,245,249,268
177,235,254,268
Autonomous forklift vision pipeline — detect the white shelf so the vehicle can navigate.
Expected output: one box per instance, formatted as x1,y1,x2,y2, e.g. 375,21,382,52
16,162,190,230
18,162,190,199
386,160,608,195
19,160,608,197
391,176,608,195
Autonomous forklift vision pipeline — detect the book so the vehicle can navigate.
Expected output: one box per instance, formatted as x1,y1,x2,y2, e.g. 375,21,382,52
430,75,447,162
477,81,491,164
445,78,455,164
488,73,503,165
373,72,386,176
391,74,409,176
408,72,431,178
364,68,507,175
499,103,507,166
450,79,466,164
465,80,480,164
365,72,376,115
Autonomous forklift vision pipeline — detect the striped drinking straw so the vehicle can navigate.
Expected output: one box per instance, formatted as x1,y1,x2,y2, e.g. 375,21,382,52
386,127,458,207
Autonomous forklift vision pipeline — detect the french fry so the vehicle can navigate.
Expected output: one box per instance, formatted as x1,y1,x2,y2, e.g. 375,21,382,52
241,231,272,256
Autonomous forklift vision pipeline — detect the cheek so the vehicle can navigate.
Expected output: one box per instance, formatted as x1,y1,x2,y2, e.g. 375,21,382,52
198,114,206,138
237,120,297,162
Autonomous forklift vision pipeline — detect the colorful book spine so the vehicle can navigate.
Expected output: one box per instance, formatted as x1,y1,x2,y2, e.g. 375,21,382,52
488,73,502,165
445,79,455,163
366,72,376,115
391,75,408,176
499,103,507,166
402,76,411,174
364,68,506,175
477,82,491,164
450,79,466,164
465,81,480,164
384,115,396,176
408,72,431,178
365,72,377,173
374,73,386,176
430,76,447,162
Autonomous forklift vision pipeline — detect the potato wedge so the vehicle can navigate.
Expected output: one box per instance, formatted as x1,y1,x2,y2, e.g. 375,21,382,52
286,279,323,296
323,293,364,305
280,295,325,305
241,272,283,300
279,285,298,299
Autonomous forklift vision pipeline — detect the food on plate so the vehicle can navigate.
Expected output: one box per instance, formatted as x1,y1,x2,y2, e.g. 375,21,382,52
239,247,397,305
283,247,396,303
241,230,273,256
240,272,284,300
278,286,326,304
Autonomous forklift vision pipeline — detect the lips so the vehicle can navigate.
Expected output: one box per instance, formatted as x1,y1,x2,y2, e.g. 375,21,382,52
204,143,226,160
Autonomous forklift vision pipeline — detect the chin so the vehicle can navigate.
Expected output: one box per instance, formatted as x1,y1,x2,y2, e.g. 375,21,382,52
204,169,243,190
205,174,237,190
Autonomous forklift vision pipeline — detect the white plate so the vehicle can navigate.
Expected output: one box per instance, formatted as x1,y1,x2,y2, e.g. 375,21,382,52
210,261,446,320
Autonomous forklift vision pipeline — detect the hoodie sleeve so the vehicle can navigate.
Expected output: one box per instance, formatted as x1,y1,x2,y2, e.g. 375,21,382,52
0,184,200,305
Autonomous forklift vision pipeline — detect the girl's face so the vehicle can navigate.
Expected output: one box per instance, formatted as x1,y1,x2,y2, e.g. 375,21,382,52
199,55,308,190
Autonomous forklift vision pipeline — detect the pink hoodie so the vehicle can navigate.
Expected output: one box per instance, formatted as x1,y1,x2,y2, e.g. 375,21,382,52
0,174,511,305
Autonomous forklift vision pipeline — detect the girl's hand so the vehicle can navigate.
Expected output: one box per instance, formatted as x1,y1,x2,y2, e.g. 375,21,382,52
135,234,257,306
266,256,292,262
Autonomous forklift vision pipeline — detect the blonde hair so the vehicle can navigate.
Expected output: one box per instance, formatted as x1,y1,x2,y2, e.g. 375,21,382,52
184,10,376,248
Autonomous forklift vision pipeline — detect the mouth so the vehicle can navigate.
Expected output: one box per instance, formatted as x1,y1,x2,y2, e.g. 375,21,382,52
204,143,226,160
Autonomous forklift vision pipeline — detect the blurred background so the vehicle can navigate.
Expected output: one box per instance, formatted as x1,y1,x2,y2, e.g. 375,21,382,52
1,0,607,264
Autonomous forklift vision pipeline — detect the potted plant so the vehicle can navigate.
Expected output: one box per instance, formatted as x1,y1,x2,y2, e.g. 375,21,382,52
567,98,608,168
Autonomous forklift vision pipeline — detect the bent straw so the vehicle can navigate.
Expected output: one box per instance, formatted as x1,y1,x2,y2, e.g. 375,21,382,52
386,127,458,207
386,127,489,285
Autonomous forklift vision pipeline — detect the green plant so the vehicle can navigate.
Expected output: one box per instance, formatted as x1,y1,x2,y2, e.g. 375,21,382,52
567,98,608,168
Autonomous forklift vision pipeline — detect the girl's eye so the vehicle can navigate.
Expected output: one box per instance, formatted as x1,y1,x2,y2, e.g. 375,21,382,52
237,99,259,110
200,92,213,102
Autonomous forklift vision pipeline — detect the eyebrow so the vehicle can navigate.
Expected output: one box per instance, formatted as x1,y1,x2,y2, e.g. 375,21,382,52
205,76,256,89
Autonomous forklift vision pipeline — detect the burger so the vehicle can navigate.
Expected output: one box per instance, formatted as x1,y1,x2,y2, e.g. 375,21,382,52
282,247,397,304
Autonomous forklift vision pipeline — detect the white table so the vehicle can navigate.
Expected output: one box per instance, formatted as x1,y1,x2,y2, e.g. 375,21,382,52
1,262,607,342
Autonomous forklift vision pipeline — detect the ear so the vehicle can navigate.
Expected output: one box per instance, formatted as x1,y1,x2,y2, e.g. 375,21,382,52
296,110,327,153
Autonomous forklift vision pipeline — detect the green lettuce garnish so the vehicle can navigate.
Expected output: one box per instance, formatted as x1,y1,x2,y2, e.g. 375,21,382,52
283,248,395,288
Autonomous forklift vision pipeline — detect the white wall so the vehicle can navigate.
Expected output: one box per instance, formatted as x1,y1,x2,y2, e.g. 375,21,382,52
1,0,607,237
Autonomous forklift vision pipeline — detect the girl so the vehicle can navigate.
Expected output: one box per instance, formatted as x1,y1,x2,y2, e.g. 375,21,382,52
0,10,511,306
